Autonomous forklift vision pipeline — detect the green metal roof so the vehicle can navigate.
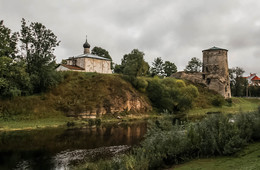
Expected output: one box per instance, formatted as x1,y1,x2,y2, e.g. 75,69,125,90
202,46,228,52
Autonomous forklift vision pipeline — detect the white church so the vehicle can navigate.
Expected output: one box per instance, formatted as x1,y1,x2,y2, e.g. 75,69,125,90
56,36,112,74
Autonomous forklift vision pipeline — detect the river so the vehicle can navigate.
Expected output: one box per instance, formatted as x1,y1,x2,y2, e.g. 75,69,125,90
0,121,147,169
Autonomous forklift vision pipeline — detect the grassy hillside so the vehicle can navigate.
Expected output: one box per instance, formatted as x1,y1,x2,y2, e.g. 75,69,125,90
0,72,151,130
0,72,259,130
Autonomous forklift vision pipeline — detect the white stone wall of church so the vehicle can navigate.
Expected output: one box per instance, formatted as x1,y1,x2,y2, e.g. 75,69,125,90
85,58,112,74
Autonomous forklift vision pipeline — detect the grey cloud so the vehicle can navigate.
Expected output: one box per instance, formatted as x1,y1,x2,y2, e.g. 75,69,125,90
0,0,259,75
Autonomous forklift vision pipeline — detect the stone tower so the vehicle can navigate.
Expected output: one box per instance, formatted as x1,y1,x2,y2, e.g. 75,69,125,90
202,46,231,98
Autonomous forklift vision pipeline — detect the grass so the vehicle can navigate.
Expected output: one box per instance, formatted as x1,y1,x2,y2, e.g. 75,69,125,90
0,115,72,131
188,97,260,120
173,142,260,170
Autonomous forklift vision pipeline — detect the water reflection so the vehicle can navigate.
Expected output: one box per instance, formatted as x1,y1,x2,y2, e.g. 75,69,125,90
0,122,147,169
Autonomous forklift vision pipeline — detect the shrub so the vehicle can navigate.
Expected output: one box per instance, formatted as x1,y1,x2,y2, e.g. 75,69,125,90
211,96,225,107
136,77,148,92
225,98,232,106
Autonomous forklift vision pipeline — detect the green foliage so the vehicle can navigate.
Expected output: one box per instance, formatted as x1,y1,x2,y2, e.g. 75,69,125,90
0,20,18,58
145,78,198,113
185,57,202,73
211,95,225,107
113,64,123,74
0,56,31,98
229,67,247,96
225,98,232,106
121,49,149,77
84,112,259,170
151,57,164,76
151,58,177,77
20,18,60,93
163,60,177,77
248,86,260,97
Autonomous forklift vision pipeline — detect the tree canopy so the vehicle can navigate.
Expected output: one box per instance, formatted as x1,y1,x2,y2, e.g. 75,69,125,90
185,57,202,72
229,67,247,96
150,57,177,77
151,57,164,76
0,20,18,59
119,49,149,77
163,61,177,77
20,18,60,93
0,19,60,98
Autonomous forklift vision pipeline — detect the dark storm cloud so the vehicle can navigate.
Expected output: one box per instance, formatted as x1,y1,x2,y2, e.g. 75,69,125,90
0,0,260,74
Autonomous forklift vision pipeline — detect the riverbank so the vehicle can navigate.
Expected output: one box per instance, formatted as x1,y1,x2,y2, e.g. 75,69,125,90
172,142,260,170
187,97,260,119
0,97,259,131
0,113,157,131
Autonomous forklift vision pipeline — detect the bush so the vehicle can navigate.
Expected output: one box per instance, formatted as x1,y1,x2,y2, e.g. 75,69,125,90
225,98,232,106
211,96,225,107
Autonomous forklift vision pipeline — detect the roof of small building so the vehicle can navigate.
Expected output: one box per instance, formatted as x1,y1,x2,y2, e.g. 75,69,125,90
60,64,85,70
251,75,260,81
69,53,111,61
202,46,228,52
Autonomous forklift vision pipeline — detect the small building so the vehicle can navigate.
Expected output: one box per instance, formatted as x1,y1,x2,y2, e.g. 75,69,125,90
245,73,260,86
56,36,112,74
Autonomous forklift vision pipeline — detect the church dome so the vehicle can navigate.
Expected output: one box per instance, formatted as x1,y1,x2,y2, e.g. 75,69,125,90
83,36,90,48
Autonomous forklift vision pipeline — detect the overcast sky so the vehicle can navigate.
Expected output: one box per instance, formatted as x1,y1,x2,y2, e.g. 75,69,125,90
1,0,260,75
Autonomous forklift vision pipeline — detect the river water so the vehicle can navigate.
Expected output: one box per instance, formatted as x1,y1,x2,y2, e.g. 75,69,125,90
0,121,147,169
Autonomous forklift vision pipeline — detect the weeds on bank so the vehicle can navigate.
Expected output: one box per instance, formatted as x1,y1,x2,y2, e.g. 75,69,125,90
81,111,260,170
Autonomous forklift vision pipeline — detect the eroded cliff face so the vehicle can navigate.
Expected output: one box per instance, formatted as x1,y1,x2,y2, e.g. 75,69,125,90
74,89,152,117
51,73,152,117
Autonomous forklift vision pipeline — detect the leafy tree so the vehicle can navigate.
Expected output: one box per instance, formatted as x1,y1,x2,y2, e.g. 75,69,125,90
0,20,31,98
0,56,31,98
20,18,60,93
121,49,149,77
229,67,247,96
185,57,202,72
163,61,177,77
151,57,164,76
114,64,123,74
0,20,18,59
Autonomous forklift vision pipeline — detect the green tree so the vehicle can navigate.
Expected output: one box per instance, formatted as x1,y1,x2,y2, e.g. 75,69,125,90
0,56,31,98
114,64,123,74
185,57,202,72
121,49,149,77
0,20,31,98
0,20,18,59
20,18,60,93
163,61,177,77
151,57,164,76
229,67,247,96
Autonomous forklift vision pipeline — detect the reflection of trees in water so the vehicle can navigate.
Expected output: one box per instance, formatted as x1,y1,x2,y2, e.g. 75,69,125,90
0,122,147,169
